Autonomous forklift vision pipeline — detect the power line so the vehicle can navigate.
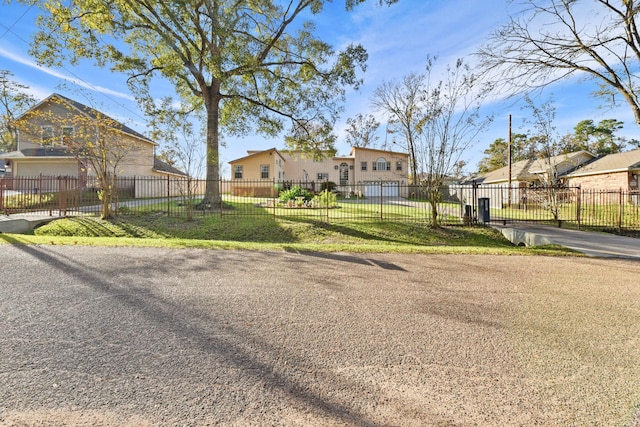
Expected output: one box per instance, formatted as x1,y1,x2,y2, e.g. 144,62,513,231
0,9,149,125
0,4,34,41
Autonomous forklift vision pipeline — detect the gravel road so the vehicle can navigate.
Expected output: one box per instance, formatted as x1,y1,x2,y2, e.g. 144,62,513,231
1,244,639,426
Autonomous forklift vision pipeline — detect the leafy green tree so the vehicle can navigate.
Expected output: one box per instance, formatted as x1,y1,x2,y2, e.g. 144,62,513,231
477,133,533,173
477,138,508,174
28,0,370,204
0,70,37,153
560,119,625,155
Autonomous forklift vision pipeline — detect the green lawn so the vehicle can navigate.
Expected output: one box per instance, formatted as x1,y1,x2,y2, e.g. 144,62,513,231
1,213,577,256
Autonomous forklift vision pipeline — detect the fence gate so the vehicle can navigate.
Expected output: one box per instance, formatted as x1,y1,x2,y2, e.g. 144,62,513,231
469,185,581,226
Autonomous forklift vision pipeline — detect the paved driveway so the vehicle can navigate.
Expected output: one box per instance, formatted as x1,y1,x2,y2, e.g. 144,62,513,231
493,223,640,259
1,245,639,426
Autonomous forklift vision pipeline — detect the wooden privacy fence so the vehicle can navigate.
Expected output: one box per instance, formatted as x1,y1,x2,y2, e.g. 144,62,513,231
2,176,640,230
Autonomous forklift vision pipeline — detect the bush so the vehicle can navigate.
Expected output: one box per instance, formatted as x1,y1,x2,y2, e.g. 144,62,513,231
320,181,336,192
313,189,337,207
278,185,313,203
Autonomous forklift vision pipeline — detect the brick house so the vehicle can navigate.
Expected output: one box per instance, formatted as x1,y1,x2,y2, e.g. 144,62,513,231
565,148,640,191
468,151,595,208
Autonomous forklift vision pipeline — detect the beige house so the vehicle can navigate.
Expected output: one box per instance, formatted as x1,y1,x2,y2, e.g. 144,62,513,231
229,146,410,197
0,93,184,196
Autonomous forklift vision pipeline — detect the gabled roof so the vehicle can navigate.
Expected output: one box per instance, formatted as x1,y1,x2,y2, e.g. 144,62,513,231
349,146,409,157
229,147,285,164
19,93,155,146
228,146,410,165
480,158,536,184
479,151,595,184
153,157,187,176
567,148,640,177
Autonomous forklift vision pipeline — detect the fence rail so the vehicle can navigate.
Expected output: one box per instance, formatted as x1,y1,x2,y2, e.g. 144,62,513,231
2,176,640,231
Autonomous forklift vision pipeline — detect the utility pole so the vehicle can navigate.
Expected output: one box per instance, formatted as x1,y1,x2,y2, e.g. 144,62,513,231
508,114,512,206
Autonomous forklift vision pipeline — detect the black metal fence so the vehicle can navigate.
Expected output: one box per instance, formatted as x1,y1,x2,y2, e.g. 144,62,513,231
2,176,640,230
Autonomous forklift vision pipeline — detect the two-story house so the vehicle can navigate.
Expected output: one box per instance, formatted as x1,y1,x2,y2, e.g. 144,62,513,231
229,146,410,197
0,93,183,194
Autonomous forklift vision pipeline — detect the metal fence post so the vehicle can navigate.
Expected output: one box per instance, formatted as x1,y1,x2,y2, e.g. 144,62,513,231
379,180,383,220
618,187,623,232
576,186,581,230
273,178,277,218
56,176,61,216
325,178,330,225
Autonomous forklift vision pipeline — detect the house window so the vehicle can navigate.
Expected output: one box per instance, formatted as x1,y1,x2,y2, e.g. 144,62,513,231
260,165,269,179
396,161,402,171
62,126,74,144
41,126,54,145
373,157,389,171
317,173,328,181
234,165,243,179
361,161,367,171
339,162,349,186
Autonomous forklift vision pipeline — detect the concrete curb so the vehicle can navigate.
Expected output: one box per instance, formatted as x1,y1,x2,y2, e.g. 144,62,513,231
494,226,554,247
0,216,59,234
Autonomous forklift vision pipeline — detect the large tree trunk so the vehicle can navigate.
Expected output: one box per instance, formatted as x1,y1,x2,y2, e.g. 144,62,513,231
203,87,221,207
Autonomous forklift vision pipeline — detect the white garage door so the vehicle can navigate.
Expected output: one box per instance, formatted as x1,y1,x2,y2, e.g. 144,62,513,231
364,181,399,197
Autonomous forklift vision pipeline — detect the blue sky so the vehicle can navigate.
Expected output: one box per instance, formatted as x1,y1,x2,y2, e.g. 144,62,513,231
1,0,639,175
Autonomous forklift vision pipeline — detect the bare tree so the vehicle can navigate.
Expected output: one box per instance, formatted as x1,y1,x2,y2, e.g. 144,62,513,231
0,70,37,153
521,96,575,221
344,113,380,148
478,0,640,125
414,58,493,226
14,94,144,219
371,71,427,182
150,99,205,220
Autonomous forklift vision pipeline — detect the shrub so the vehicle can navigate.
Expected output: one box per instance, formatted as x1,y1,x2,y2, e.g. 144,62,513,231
320,181,336,192
278,185,313,203
313,189,337,207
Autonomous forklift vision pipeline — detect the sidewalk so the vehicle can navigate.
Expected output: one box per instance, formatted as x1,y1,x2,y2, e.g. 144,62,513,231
493,223,640,260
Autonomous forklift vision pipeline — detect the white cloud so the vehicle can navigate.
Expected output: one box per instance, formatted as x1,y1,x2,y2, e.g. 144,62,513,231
0,47,134,101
